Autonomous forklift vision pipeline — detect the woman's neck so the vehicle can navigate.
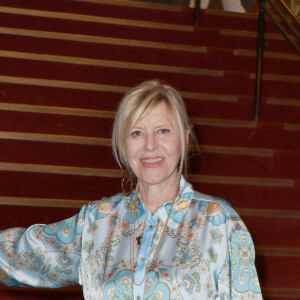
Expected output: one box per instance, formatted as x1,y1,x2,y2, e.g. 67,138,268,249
137,176,180,211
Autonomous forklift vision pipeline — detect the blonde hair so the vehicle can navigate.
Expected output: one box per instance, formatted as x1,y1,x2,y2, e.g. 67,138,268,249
112,80,197,181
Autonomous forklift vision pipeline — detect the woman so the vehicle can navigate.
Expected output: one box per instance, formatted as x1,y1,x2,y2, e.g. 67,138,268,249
0,80,262,299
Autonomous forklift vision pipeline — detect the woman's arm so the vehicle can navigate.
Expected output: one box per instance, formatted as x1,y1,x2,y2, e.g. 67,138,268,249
216,203,263,299
0,204,88,288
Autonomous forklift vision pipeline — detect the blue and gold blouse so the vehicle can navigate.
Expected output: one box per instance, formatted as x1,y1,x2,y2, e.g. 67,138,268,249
0,177,262,299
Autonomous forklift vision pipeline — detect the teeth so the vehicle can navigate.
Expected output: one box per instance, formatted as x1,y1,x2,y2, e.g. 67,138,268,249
142,158,162,163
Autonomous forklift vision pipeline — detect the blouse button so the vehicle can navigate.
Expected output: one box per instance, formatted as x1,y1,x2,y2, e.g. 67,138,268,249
141,257,145,262
137,296,141,300
148,225,153,230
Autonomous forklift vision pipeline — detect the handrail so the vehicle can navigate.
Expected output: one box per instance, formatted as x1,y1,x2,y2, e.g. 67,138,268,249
254,0,266,121
265,7,300,55
192,0,299,120
254,0,300,120
194,0,201,26
277,0,300,24
266,0,300,54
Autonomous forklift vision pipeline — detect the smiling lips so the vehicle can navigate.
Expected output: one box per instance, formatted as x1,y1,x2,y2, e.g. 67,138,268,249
140,157,164,167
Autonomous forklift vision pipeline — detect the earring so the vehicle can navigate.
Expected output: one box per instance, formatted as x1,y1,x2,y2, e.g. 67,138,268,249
121,169,134,196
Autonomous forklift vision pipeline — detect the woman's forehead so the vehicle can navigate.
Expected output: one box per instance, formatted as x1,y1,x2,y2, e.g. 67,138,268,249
132,102,177,127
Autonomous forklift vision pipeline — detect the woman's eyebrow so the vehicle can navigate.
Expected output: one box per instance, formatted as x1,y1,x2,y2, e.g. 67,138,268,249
156,122,174,128
131,125,143,129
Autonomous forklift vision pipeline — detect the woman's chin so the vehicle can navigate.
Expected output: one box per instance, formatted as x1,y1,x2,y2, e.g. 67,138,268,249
137,172,178,187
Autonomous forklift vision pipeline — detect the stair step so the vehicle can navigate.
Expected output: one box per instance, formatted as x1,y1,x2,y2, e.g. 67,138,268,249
0,6,193,32
0,91,253,121
0,50,225,77
0,54,299,99
0,27,206,53
258,79,299,100
201,9,280,33
0,58,248,95
243,215,300,247
0,104,299,150
261,98,300,123
0,0,191,25
263,288,300,300
219,28,297,52
267,98,300,106
250,73,300,83
0,102,116,118
0,139,118,170
0,196,87,208
0,109,115,139
2,48,300,86
0,81,124,112
234,49,300,75
0,161,294,187
0,0,284,34
235,48,299,61
1,32,299,77
0,170,121,200
193,119,300,150
0,136,299,179
0,8,293,52
0,287,83,300
256,246,300,257
1,78,298,123
194,180,300,210
0,169,298,209
0,204,80,228
256,255,300,288
191,150,300,179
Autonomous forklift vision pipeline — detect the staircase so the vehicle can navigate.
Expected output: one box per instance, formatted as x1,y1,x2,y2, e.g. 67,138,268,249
0,0,299,298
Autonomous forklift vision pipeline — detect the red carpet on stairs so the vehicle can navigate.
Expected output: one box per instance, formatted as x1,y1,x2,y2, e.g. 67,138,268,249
0,0,299,299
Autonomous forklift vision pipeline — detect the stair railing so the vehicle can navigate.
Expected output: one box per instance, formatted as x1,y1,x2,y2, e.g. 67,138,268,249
254,0,300,120
194,0,201,26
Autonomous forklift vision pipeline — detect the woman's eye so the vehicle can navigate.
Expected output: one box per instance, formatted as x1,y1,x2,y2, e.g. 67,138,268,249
131,130,142,137
158,128,170,134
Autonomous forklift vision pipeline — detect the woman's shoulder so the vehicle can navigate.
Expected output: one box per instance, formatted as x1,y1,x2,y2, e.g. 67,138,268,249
86,192,125,211
78,192,127,222
193,191,232,207
192,190,241,222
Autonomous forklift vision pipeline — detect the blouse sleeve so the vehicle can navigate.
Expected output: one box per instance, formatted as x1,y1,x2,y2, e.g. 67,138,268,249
216,204,263,299
0,204,88,288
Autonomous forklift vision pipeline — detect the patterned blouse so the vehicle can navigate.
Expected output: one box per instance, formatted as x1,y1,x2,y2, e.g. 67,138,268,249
0,177,262,299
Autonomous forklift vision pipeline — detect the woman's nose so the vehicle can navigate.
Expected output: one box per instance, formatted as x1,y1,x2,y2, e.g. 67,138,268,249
144,134,157,152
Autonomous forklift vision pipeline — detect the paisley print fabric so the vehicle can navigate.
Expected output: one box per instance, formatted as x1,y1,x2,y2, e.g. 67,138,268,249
0,177,262,299
104,270,170,300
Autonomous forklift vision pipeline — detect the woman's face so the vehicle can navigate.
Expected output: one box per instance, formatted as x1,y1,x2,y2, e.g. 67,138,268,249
125,102,182,188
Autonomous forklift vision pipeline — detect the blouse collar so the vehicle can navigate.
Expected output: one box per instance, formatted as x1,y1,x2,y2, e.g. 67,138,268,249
127,176,194,231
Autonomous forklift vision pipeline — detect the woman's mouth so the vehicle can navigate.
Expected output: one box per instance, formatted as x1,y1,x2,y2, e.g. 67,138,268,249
140,157,164,167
